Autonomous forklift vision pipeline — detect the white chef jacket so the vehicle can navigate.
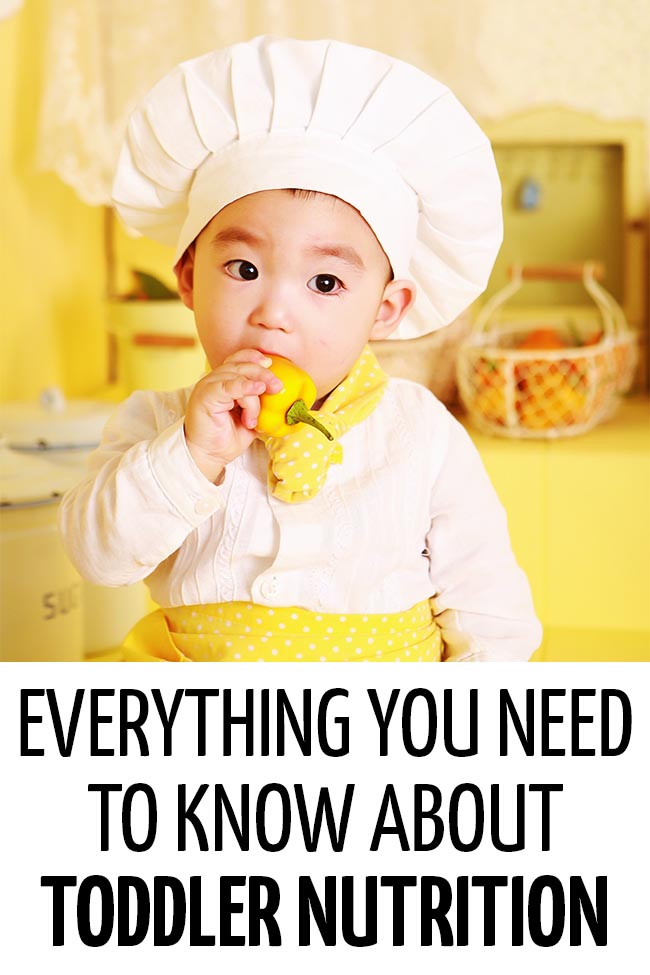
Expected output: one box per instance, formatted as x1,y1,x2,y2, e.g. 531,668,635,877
58,378,542,662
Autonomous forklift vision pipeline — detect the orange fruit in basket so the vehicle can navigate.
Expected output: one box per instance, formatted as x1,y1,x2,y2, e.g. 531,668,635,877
516,327,568,350
515,360,587,429
514,324,590,431
471,356,507,424
474,356,502,386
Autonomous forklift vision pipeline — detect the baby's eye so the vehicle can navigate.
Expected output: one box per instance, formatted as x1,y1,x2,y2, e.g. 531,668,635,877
307,274,343,294
225,260,259,281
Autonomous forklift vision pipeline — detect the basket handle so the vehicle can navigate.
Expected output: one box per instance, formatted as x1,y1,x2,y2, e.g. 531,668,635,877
581,265,628,337
472,265,524,334
472,260,620,337
508,262,606,282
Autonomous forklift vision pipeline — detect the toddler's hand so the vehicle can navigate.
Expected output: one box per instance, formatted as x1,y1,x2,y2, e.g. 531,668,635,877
184,349,282,482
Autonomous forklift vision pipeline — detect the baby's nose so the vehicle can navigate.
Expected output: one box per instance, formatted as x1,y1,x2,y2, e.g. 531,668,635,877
250,288,293,331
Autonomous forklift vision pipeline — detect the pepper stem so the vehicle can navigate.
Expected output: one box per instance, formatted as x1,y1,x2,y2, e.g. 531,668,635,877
285,400,334,441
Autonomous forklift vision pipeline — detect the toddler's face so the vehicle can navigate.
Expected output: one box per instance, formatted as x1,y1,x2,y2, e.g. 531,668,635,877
176,190,414,400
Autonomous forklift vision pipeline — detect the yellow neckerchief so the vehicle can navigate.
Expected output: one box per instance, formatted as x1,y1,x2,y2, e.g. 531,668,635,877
121,599,442,662
259,345,388,503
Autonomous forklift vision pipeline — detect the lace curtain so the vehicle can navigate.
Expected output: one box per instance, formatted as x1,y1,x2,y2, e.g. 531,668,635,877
1,0,22,17
36,0,650,206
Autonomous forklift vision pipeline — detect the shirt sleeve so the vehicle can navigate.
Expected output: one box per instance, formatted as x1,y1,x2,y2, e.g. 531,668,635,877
426,413,543,662
58,390,227,586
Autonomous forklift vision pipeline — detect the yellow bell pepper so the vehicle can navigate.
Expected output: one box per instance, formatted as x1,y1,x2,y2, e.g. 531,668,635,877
256,356,334,440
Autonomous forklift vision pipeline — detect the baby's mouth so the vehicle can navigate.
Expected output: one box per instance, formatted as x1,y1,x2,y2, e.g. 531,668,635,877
257,347,290,361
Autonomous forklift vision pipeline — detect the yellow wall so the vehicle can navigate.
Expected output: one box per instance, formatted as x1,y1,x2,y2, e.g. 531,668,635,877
1,5,106,402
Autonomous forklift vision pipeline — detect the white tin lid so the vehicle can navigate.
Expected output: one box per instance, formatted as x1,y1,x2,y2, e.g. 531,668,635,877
0,388,114,451
0,440,80,507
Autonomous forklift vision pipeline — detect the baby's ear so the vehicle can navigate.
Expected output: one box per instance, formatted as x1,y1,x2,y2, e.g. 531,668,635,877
174,244,195,310
369,279,417,340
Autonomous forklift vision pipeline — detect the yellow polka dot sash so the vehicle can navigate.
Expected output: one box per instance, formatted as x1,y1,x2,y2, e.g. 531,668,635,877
260,345,388,503
121,600,442,662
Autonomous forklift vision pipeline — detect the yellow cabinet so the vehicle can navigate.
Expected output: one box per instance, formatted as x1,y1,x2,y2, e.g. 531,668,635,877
465,398,650,661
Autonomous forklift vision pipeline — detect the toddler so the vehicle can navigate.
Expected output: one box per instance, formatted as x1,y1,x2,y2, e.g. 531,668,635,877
59,36,542,662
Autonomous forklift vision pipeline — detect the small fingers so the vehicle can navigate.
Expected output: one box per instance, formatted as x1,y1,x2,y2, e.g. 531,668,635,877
206,360,283,394
207,378,260,430
209,374,265,408
222,348,283,389
237,394,262,430
223,348,271,367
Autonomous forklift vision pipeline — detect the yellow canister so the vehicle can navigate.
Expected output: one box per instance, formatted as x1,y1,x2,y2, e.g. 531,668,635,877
0,442,83,661
0,392,150,656
107,299,205,392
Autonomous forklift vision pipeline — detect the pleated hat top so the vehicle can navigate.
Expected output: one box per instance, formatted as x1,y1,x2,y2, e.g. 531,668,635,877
112,35,503,337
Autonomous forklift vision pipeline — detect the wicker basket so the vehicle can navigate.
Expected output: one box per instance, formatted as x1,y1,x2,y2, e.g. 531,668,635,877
456,263,637,438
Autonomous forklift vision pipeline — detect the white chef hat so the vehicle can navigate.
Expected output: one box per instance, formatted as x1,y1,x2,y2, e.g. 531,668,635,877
112,35,502,338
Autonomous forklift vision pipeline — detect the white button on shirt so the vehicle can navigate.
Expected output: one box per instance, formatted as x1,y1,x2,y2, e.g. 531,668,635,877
58,379,542,662
259,576,279,599
194,499,214,517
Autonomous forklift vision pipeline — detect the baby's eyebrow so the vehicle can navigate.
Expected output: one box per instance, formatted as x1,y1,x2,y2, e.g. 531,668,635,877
307,243,365,271
209,226,264,248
